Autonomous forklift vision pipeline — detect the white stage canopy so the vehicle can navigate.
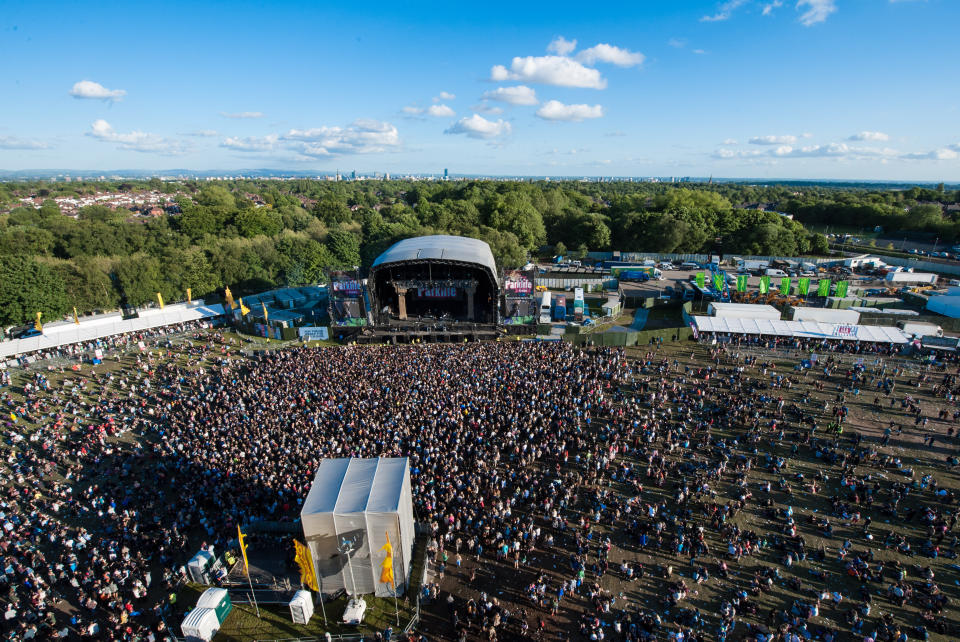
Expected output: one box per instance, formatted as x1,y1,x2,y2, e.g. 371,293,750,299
693,316,909,344
301,457,415,598
0,302,226,359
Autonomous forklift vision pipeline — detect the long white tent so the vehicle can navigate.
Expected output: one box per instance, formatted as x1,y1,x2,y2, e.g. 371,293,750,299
300,457,415,598
0,302,226,359
693,316,909,343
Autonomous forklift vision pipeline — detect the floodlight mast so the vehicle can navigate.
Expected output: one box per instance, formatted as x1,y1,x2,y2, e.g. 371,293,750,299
339,536,360,596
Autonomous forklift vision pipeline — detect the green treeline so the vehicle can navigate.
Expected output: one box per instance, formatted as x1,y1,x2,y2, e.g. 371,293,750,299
0,178,957,327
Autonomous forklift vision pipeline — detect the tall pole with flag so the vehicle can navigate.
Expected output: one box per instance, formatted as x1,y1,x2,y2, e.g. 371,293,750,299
73,307,80,325
34,312,42,333
157,292,165,309
225,286,236,310
294,539,325,624
380,531,399,626
237,524,260,617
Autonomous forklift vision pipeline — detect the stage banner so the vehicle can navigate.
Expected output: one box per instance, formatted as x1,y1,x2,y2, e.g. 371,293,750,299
798,277,810,296
817,279,831,297
329,270,362,297
835,280,849,298
780,277,791,295
503,269,535,298
417,287,457,298
833,323,858,338
695,272,705,289
759,276,770,294
737,275,748,292
298,326,330,341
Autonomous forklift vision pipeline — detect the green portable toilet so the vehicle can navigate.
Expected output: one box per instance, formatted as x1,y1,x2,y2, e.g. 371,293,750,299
196,587,232,624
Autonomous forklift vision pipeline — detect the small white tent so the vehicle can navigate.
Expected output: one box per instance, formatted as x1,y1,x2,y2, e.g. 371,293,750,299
300,457,415,598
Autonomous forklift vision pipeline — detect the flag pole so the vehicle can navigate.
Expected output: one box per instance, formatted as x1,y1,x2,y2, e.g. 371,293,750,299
238,525,260,617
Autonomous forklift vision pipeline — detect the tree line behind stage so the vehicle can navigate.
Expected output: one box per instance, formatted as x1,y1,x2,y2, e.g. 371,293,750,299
1,179,959,325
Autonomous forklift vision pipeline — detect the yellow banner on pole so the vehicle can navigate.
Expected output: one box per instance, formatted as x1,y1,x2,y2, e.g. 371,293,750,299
186,288,192,303
379,532,394,584
237,524,249,576
225,286,236,310
239,298,250,316
34,312,42,332
293,539,319,592
73,307,79,325
157,292,165,309
262,303,269,325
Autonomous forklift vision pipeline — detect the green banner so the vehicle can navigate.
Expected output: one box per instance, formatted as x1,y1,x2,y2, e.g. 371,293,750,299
817,279,831,297
713,273,724,292
835,280,849,298
780,277,791,295
695,272,705,289
737,274,748,292
759,275,770,294
798,277,810,296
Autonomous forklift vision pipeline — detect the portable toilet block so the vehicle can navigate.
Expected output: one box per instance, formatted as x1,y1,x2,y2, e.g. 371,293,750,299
196,587,232,624
187,550,215,584
181,607,220,642
289,590,314,625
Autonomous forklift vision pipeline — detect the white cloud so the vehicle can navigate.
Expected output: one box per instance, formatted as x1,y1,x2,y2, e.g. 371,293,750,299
576,43,645,67
692,49,707,55
283,120,400,155
535,100,604,122
221,134,280,152
668,37,687,48
0,136,50,150
701,0,749,22
87,119,187,155
762,0,783,15
427,104,455,117
481,85,539,106
434,91,456,101
220,111,265,119
402,105,424,115
491,55,607,89
69,80,126,102
721,138,738,145
715,140,902,161
749,134,798,145
848,131,889,141
184,130,219,137
901,148,959,161
796,0,836,26
712,148,764,159
445,114,512,140
547,36,577,56
220,120,401,157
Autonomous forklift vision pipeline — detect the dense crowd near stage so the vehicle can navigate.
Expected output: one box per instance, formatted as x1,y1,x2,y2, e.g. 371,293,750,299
0,330,959,641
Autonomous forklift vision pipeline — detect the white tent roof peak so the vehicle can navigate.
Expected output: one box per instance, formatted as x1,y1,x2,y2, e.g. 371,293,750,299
302,457,409,519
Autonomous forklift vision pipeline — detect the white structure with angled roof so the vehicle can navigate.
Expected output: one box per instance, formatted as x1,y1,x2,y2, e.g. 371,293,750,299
300,457,415,597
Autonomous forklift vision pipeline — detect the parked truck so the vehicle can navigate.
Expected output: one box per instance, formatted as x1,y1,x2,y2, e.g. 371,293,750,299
898,321,943,338
539,291,552,324
552,295,567,322
735,259,769,274
885,272,938,285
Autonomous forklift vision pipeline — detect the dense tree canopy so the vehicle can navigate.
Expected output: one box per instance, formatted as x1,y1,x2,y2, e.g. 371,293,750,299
2,176,957,325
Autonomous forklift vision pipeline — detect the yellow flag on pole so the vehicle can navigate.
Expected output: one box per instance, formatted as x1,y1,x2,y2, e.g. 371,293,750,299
239,298,251,316
262,303,269,325
73,307,79,325
225,286,236,310
186,288,192,303
293,539,319,592
237,524,250,576
157,292,165,309
379,532,394,584
34,312,42,332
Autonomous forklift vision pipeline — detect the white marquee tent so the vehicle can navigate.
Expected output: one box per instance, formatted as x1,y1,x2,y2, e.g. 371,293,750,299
300,457,415,597
0,301,226,360
693,316,908,344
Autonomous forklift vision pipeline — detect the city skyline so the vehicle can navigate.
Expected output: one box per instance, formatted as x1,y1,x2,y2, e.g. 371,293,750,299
2,0,959,180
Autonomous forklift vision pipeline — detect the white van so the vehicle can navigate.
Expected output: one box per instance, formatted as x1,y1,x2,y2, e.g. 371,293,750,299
764,268,788,277
680,261,700,270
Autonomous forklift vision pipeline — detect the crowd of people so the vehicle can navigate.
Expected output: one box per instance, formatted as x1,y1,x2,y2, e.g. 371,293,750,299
0,329,957,641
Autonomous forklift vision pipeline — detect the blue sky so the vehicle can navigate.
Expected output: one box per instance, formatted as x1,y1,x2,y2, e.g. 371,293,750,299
1,0,958,179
